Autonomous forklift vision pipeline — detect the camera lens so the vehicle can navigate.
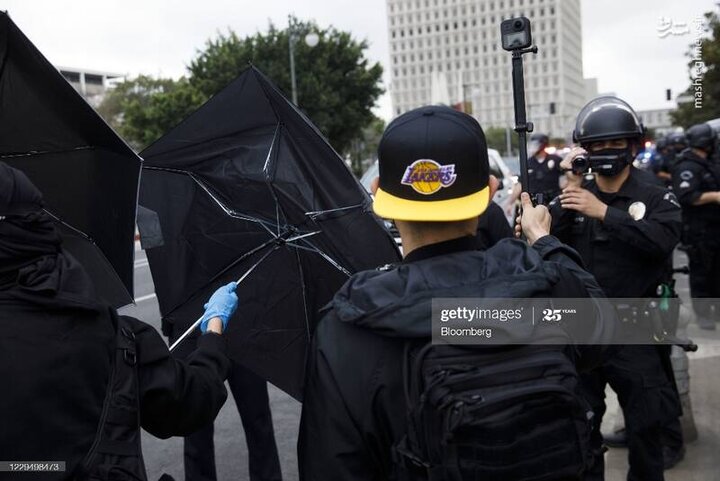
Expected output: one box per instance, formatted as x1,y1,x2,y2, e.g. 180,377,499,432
572,155,588,174
514,20,523,30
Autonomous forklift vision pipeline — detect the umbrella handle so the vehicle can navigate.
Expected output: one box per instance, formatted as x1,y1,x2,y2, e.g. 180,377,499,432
168,247,277,353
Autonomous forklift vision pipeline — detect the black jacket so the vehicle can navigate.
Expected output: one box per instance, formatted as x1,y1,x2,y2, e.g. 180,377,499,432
672,149,720,238
0,299,230,480
298,235,614,481
550,169,681,298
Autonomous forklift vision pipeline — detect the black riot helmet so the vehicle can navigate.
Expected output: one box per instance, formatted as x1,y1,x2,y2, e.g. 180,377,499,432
667,131,688,150
655,137,668,151
572,97,645,176
573,96,645,145
530,133,549,145
685,123,714,152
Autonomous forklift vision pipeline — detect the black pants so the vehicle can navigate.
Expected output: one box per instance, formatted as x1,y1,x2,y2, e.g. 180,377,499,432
183,361,282,481
687,241,720,321
582,346,681,481
170,332,282,481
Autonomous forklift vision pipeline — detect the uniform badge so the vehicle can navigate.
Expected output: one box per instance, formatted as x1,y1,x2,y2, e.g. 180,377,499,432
680,170,694,180
401,159,457,195
663,192,680,208
628,201,646,221
679,180,691,189
547,159,555,170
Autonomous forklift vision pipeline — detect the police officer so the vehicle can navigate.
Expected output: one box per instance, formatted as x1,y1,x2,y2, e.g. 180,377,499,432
665,132,689,179
551,96,682,481
298,106,615,480
654,137,673,186
506,133,564,211
0,162,237,480
672,122,720,330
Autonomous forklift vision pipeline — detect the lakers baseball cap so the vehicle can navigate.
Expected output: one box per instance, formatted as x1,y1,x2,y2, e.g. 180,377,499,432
373,105,490,221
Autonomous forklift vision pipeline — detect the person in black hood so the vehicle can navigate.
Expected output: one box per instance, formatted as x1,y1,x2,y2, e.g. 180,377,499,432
298,106,615,481
0,162,236,480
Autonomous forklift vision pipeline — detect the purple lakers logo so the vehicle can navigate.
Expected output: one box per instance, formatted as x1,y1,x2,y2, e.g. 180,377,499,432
401,159,457,195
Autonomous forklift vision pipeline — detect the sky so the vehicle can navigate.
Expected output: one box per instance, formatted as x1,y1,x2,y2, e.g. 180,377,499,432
1,0,716,121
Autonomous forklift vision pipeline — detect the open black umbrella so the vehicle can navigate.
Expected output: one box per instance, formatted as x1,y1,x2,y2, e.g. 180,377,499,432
138,66,399,400
0,12,141,307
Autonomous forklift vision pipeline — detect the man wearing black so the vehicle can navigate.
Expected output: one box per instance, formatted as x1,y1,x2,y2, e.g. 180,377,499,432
551,96,682,481
0,162,237,480
672,122,720,330
298,106,614,481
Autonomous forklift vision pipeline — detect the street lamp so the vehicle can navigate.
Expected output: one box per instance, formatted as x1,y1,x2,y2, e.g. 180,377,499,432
288,15,319,106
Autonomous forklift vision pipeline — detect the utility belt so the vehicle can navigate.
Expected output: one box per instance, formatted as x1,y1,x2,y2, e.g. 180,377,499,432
614,283,697,352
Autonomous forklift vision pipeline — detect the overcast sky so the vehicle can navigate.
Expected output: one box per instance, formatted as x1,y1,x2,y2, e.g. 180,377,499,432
2,0,715,120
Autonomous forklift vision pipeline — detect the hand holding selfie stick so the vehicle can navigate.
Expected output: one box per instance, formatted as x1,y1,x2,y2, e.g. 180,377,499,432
500,17,541,205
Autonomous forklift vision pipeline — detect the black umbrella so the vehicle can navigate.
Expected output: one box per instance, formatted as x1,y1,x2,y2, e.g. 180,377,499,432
138,66,399,400
0,12,141,307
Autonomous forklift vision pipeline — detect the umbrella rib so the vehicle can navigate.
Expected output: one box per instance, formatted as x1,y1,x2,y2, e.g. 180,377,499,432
304,203,365,220
293,247,313,340
262,123,284,238
144,166,281,237
42,208,93,241
291,238,352,277
187,172,279,237
0,145,95,159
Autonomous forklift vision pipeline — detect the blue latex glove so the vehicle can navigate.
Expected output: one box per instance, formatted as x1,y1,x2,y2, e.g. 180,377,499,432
200,282,239,333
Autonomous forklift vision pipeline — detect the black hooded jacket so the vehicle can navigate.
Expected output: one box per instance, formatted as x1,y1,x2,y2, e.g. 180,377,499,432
298,235,614,481
0,163,230,479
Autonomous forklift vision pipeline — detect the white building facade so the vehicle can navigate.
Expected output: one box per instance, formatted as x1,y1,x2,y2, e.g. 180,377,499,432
387,0,586,140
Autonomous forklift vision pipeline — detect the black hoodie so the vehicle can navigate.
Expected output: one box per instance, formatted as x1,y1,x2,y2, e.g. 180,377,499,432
298,235,614,481
0,162,230,479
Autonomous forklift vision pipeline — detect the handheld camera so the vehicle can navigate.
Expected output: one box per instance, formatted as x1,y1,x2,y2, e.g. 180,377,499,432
501,17,533,51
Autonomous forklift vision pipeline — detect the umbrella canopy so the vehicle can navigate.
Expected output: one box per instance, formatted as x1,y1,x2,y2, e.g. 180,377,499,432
138,66,400,400
0,12,141,307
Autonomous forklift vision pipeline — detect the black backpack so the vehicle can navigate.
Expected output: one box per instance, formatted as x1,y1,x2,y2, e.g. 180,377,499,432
75,310,148,481
392,341,593,481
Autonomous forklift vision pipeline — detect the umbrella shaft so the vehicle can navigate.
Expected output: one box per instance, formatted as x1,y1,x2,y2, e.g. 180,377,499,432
169,315,204,352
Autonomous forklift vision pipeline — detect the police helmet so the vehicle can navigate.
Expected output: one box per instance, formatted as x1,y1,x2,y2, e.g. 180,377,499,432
685,123,714,152
530,133,549,145
667,131,688,148
573,96,645,145
655,137,668,151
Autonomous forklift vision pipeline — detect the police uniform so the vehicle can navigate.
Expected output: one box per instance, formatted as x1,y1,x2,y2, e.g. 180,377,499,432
551,168,683,481
673,148,720,323
527,152,563,200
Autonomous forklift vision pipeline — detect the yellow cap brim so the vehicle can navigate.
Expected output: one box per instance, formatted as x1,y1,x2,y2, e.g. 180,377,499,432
373,186,491,221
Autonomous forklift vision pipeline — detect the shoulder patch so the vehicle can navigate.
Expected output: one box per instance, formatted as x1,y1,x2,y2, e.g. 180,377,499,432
663,192,681,208
679,180,691,189
680,170,694,180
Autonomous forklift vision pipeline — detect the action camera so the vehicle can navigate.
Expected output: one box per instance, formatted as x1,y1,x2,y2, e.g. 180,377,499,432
500,17,532,51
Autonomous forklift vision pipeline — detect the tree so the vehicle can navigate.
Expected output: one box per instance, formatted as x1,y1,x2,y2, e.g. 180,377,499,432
98,18,384,155
484,127,518,155
670,9,720,128
98,76,205,151
347,116,386,176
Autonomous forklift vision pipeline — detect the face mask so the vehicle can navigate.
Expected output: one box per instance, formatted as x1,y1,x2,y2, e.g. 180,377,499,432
588,148,633,177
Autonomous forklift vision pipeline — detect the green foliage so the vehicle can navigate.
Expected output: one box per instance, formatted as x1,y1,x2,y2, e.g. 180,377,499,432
484,126,518,155
98,18,384,155
347,116,386,176
670,10,720,128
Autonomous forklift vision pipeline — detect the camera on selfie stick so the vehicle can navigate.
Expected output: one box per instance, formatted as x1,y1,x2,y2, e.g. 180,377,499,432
500,17,541,204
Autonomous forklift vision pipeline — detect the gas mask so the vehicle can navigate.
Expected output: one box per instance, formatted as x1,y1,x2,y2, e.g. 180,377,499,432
587,147,634,177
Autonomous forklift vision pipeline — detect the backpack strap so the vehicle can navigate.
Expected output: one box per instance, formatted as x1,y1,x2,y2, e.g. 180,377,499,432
75,309,147,481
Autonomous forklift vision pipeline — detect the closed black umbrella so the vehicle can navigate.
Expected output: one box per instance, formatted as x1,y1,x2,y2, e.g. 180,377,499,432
0,12,141,307
138,66,399,400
